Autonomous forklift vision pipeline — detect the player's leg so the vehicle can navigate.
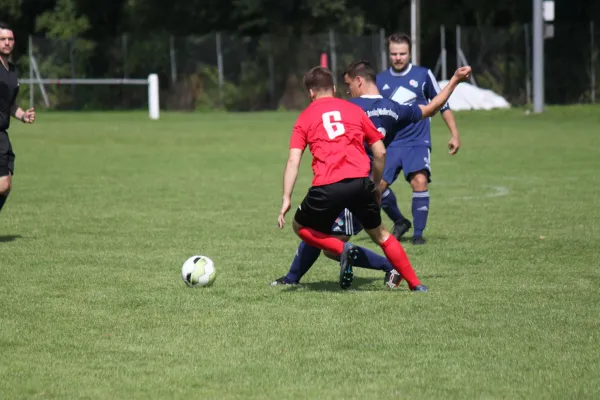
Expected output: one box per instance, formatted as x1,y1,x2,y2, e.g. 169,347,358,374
381,182,412,241
409,171,429,244
0,174,11,212
0,135,14,214
271,187,347,286
272,207,400,287
271,208,354,286
381,147,412,240
292,218,361,289
291,217,345,257
363,224,427,291
291,184,358,289
270,241,322,286
404,147,431,245
324,210,400,286
348,178,427,292
324,208,356,261
324,244,395,272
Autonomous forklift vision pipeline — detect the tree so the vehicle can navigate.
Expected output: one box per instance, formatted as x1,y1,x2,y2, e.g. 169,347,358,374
35,0,90,38
33,0,94,108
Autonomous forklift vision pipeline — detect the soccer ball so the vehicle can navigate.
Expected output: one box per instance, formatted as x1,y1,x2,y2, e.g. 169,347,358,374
181,255,216,287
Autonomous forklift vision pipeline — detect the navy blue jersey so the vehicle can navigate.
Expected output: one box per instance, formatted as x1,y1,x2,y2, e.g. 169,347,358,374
349,95,422,147
376,64,449,148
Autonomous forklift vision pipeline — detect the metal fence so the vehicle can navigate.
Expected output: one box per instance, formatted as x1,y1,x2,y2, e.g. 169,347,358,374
12,23,600,111
450,22,600,105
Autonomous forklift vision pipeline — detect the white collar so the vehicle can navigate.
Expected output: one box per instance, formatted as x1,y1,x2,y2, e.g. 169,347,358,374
389,64,412,77
360,95,383,99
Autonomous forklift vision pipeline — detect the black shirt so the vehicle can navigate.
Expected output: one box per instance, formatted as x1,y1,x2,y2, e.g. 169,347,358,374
0,60,20,132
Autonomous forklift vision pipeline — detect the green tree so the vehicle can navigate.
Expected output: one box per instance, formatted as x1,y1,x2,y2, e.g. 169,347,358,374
35,0,90,39
32,0,95,108
2,0,23,19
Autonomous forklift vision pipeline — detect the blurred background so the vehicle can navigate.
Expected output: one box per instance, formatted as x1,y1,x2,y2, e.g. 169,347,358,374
3,0,599,111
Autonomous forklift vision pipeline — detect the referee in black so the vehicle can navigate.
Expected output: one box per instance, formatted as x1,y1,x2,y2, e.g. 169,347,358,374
0,22,35,215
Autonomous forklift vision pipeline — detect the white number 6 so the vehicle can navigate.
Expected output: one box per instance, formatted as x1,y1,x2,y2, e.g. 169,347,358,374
322,111,346,139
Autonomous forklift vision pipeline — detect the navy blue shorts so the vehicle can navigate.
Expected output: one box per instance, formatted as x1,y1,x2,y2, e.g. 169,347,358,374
383,145,431,184
331,209,364,236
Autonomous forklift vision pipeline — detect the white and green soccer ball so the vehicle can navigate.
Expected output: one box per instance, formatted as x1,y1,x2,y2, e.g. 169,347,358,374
181,255,216,287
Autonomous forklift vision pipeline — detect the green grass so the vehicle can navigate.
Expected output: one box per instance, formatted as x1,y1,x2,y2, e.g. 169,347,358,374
1,106,600,399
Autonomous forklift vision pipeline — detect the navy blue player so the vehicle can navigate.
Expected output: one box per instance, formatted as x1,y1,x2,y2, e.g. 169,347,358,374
271,60,470,289
377,32,462,245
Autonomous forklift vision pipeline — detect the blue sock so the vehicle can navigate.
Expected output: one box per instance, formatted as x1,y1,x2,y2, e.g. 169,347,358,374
381,188,405,223
285,241,321,283
354,246,394,272
412,190,430,237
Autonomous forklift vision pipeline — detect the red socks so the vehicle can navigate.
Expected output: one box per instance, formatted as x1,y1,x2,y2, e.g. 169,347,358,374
297,227,344,256
380,235,421,289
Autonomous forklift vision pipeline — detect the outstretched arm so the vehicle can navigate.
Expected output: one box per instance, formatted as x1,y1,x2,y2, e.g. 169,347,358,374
418,66,471,119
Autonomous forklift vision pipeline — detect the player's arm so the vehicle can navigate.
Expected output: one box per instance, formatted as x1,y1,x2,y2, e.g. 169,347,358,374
440,109,460,155
278,123,306,228
417,67,471,119
361,113,386,187
369,141,385,188
423,68,465,154
282,148,303,202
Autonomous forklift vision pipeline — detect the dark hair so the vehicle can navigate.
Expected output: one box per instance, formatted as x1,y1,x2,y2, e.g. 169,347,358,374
0,22,12,31
343,60,376,83
387,32,411,48
303,66,334,92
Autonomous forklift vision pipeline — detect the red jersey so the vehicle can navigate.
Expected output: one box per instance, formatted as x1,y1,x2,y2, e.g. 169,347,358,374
290,97,384,186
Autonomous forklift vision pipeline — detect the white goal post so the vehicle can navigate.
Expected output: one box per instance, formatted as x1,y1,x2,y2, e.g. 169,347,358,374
20,74,160,120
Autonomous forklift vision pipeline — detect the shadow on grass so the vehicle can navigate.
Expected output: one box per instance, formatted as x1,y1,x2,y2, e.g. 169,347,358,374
282,276,384,292
352,234,451,245
0,234,23,243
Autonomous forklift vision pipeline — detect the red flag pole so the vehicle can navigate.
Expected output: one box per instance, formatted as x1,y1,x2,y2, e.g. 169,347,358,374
320,53,328,68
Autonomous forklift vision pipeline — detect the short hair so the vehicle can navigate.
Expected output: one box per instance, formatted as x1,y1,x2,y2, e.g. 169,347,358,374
343,60,376,83
0,22,12,31
388,32,411,48
303,66,334,92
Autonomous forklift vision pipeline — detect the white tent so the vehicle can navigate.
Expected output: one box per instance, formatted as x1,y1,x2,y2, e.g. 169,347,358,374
438,81,511,111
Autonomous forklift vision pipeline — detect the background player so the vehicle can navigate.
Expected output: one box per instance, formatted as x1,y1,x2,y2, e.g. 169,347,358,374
0,22,36,216
377,32,461,245
274,63,471,290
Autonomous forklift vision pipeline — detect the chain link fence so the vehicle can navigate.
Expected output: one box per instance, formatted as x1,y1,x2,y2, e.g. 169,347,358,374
453,22,599,105
13,23,600,111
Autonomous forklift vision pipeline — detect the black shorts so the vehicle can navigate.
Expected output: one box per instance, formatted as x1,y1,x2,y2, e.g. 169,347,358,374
294,177,382,234
0,131,15,176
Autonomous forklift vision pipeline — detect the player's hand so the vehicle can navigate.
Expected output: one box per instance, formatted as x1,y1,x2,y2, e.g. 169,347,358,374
453,66,472,83
23,107,35,123
448,136,460,155
278,196,292,229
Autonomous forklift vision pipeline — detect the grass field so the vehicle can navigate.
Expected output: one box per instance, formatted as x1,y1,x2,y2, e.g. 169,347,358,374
1,106,600,399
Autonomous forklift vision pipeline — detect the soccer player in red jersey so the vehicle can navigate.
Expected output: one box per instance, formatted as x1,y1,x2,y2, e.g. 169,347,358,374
272,61,472,290
277,67,437,291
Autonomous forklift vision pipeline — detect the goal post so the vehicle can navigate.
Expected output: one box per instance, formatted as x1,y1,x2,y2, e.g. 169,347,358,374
20,74,160,120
